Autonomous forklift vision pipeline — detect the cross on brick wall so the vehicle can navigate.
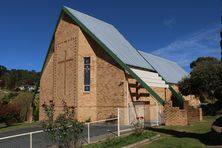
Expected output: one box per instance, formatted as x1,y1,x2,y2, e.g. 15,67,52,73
58,50,73,95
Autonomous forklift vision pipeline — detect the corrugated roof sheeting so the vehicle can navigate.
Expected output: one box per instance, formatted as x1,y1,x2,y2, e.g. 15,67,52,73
139,51,188,84
64,6,188,84
65,6,154,71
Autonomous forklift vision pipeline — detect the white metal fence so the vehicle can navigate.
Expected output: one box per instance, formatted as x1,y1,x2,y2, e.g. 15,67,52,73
119,104,163,132
85,117,118,143
0,118,119,148
0,106,162,147
0,130,44,148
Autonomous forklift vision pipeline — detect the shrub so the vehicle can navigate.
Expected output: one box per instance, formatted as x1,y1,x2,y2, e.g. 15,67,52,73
32,93,39,121
0,92,32,125
12,92,33,122
201,100,222,116
0,103,20,126
85,131,156,148
131,116,144,135
103,135,120,147
0,91,5,100
1,92,18,104
42,100,84,148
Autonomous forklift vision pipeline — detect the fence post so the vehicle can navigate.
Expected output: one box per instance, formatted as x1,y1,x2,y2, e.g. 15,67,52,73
117,108,120,136
30,133,32,148
87,123,90,143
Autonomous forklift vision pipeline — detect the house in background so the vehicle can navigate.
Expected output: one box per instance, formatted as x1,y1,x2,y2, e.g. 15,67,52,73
40,6,202,126
17,85,35,92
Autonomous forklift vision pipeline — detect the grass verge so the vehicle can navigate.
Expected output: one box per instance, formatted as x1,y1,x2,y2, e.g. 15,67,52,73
0,121,40,133
84,131,156,148
143,116,220,148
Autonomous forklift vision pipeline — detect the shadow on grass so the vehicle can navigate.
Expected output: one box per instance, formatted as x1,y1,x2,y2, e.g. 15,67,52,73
146,127,222,146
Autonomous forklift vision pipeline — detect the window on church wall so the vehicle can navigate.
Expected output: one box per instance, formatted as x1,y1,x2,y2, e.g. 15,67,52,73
84,57,90,92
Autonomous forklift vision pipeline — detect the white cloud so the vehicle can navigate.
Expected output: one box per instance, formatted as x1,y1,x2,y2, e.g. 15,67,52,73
151,25,221,71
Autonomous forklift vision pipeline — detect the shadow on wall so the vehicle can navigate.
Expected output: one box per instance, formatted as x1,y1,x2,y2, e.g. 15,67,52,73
146,127,222,146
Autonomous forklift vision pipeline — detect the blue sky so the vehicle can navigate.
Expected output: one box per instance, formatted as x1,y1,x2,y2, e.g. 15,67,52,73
0,0,221,72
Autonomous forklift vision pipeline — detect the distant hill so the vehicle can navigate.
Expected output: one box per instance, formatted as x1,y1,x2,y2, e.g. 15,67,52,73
0,65,40,90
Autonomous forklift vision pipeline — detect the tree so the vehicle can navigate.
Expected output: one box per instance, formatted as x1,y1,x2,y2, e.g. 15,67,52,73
0,65,40,90
0,92,33,126
1,72,16,90
0,65,7,78
0,103,20,126
178,57,222,103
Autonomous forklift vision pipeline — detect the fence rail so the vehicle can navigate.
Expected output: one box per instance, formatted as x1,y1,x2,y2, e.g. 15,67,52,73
0,106,161,148
0,118,119,148
85,117,118,143
0,130,43,148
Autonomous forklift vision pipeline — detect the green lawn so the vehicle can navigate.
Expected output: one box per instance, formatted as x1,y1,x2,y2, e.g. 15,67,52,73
143,116,220,148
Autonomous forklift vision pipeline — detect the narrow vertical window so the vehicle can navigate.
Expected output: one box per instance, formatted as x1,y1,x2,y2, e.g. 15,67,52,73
84,57,90,92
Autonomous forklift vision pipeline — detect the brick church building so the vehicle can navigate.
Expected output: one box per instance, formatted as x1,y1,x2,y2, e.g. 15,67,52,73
39,6,202,125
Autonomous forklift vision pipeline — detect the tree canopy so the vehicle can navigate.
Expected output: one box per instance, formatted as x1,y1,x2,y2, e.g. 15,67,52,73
0,65,40,90
178,57,222,103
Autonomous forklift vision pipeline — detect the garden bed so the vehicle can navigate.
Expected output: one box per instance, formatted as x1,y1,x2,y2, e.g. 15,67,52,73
84,131,157,148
